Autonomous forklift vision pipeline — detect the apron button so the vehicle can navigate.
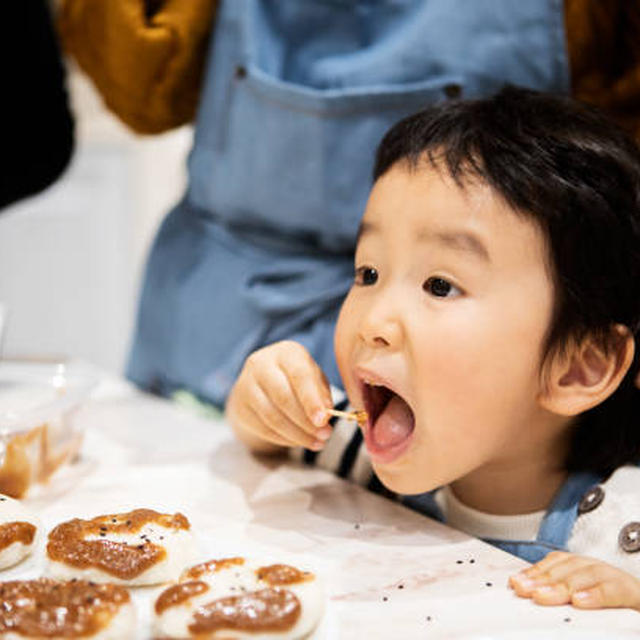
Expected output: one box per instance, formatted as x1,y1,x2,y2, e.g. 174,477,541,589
619,522,640,553
235,65,247,79
577,485,604,514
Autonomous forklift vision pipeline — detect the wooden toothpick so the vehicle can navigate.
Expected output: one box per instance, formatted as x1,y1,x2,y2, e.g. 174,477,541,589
326,409,368,424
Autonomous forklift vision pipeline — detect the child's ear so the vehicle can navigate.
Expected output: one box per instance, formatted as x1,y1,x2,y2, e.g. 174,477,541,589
538,324,635,416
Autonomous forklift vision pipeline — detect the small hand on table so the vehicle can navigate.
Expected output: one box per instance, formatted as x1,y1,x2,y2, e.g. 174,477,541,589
509,551,640,611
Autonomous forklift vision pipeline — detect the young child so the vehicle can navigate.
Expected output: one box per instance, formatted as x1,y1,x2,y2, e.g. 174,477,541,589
226,86,640,612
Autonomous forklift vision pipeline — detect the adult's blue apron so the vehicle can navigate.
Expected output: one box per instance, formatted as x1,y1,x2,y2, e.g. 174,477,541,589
127,0,569,407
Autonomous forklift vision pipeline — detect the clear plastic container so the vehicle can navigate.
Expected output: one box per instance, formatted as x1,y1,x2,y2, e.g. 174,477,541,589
0,361,97,497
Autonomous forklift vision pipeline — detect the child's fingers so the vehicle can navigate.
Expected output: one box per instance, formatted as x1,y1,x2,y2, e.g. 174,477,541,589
510,552,581,595
536,554,597,585
570,574,640,610
529,582,571,606
276,343,333,427
287,365,332,428
226,386,291,452
245,408,294,448
531,565,640,610
249,384,326,450
510,553,595,599
245,404,313,448
511,554,640,611
523,550,576,578
253,365,322,438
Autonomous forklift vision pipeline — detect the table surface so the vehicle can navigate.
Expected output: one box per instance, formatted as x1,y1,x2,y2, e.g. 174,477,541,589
6,372,639,639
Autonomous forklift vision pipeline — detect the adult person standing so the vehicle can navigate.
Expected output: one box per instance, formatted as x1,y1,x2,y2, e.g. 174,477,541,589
60,0,640,406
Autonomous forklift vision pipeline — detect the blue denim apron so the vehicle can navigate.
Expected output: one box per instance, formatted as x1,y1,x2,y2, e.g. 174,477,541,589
127,0,569,406
404,471,603,564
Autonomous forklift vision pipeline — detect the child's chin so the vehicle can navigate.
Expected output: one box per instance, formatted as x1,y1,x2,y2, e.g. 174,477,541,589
372,464,437,496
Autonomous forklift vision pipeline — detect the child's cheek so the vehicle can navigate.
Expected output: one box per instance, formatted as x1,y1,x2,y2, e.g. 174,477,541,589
334,295,356,385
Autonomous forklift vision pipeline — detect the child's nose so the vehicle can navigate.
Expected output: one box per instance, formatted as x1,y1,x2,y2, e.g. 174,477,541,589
359,301,403,349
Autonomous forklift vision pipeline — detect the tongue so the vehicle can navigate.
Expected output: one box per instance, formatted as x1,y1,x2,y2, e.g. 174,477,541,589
372,395,414,448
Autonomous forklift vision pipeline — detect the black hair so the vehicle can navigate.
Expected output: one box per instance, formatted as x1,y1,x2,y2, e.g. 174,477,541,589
373,86,640,476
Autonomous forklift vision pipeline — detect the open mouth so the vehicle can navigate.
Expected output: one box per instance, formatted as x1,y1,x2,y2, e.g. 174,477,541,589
361,379,415,461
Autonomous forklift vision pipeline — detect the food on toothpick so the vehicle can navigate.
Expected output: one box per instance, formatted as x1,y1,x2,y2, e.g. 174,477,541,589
326,408,367,425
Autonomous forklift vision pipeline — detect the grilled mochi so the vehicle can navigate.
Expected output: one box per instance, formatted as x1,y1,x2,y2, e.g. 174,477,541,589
0,578,135,639
45,508,195,586
0,493,39,570
152,557,324,639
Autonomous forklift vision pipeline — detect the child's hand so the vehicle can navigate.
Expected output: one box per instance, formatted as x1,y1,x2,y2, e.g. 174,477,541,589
509,551,640,611
226,341,334,454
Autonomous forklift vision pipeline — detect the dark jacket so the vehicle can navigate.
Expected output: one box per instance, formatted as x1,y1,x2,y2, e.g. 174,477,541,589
2,0,74,210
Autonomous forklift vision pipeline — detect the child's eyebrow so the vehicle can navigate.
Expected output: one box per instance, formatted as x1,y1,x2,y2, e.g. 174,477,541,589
417,229,491,263
357,221,490,263
356,220,375,243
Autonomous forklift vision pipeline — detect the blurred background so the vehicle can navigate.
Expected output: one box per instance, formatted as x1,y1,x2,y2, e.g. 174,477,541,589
0,66,192,373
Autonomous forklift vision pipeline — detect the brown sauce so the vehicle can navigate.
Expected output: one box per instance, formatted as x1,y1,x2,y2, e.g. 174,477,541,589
0,423,84,498
256,564,313,586
47,509,190,580
0,425,44,498
188,588,300,635
0,578,130,637
183,556,245,580
155,580,209,614
0,521,36,551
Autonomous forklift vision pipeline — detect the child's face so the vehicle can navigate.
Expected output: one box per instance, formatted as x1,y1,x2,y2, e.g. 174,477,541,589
335,161,561,495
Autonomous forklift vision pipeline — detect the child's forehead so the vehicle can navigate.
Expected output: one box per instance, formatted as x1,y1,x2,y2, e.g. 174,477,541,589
360,161,552,270
364,160,520,232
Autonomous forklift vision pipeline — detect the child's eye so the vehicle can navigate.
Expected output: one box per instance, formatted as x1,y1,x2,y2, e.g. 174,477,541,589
423,277,461,298
354,266,379,286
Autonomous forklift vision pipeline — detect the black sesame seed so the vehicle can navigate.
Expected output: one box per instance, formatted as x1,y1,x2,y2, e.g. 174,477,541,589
99,532,106,537
111,519,116,523
137,544,144,550
426,616,432,622
456,560,463,564
126,520,132,526
485,582,493,587
382,596,388,602
398,584,404,589
469,559,475,564
354,524,360,530
564,618,571,623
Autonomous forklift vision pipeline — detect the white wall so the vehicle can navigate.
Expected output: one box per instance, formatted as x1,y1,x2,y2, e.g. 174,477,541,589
0,67,192,373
